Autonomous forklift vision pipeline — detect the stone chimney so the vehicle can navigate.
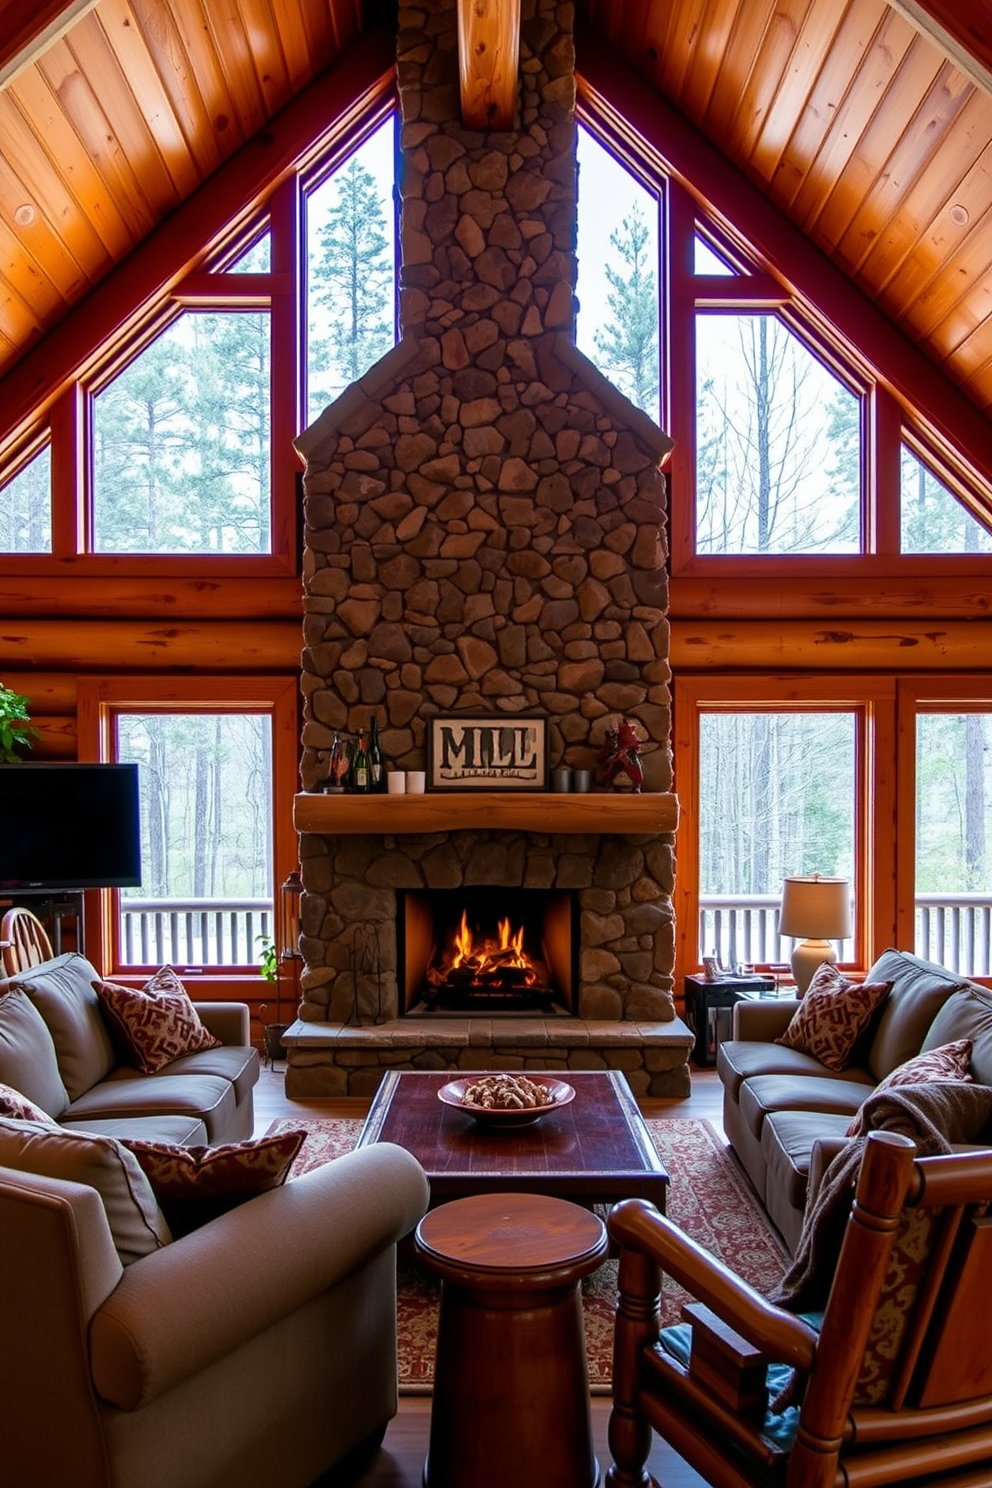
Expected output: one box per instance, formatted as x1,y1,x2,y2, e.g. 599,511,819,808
290,0,683,1090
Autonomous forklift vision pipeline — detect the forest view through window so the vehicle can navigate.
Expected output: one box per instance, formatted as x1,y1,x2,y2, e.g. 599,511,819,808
698,711,856,969
916,711,992,975
116,713,274,968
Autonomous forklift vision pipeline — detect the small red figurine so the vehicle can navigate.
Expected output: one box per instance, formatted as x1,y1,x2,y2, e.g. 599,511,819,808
597,718,645,793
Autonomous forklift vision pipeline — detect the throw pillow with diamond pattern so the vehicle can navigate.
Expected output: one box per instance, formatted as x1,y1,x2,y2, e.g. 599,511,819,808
94,966,221,1074
120,1128,306,1234
775,962,892,1071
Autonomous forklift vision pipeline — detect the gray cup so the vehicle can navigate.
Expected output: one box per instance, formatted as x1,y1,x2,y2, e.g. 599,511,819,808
572,769,592,793
551,767,572,792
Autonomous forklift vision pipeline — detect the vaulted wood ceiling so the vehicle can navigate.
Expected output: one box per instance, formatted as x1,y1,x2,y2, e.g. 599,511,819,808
2,0,992,423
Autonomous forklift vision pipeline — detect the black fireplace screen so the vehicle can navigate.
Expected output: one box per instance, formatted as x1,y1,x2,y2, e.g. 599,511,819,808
399,888,577,1014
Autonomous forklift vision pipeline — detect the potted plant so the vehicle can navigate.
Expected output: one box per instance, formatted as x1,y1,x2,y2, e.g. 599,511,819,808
256,934,288,1063
0,681,37,763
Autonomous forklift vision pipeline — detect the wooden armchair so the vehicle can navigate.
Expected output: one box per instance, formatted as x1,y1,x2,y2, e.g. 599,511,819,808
1,907,54,976
606,1130,992,1488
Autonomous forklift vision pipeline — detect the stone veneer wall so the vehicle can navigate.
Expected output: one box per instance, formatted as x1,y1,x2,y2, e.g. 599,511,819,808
292,0,680,1050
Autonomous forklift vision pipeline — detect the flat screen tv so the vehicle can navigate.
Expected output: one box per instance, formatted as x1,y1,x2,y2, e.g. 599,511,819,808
0,763,142,890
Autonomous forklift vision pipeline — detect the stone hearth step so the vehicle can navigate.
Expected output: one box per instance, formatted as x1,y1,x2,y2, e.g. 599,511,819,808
281,1016,694,1100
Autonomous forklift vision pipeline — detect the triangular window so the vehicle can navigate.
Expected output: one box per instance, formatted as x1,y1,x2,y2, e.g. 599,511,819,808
900,444,992,554
227,233,271,273
0,445,51,553
694,234,737,276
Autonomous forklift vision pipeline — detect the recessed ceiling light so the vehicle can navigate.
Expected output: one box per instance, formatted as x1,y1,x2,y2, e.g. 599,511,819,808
14,204,35,227
949,203,970,227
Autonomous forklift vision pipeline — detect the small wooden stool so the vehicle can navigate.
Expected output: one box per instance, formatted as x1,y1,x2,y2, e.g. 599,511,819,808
414,1191,608,1488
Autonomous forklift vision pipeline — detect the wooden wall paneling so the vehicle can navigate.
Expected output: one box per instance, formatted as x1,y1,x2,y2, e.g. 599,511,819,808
847,95,992,292
671,619,992,670
0,573,303,618
165,0,249,154
0,206,61,337
0,672,78,713
0,0,100,84
745,0,847,189
574,36,992,490
95,0,201,198
790,10,921,237
39,36,155,244
0,23,396,461
679,0,740,125
0,619,301,670
669,572,992,619
701,0,773,143
269,0,317,95
720,0,814,166
234,0,292,115
889,0,992,94
30,715,77,756
810,41,952,255
197,0,268,140
127,0,226,180
64,11,181,225
910,203,992,350
654,0,707,104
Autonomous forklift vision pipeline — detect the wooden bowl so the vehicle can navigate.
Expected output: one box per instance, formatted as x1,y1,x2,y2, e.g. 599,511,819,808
438,1075,575,1128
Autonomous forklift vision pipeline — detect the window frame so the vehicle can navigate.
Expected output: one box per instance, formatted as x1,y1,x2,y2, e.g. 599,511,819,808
674,675,898,988
76,675,299,991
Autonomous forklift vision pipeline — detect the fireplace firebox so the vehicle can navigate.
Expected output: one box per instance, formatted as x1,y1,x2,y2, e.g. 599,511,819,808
399,889,578,1016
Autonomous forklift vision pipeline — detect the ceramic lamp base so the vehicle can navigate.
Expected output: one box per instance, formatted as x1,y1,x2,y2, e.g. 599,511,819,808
791,939,838,996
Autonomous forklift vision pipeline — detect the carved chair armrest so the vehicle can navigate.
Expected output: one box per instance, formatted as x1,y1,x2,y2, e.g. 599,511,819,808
608,1198,818,1372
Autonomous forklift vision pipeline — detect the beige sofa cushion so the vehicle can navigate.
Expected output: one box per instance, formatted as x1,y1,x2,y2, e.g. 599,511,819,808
0,1116,171,1264
0,990,69,1117
65,1071,238,1143
865,949,967,1081
922,983,992,1084
12,952,116,1100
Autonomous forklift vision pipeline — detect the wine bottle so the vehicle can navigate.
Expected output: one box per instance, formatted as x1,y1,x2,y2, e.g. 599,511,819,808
369,713,384,792
351,728,370,794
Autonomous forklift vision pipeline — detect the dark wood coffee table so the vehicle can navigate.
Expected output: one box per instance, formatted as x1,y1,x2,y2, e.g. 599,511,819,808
357,1069,668,1213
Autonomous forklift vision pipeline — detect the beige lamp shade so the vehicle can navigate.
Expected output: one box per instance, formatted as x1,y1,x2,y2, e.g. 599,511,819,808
779,875,852,994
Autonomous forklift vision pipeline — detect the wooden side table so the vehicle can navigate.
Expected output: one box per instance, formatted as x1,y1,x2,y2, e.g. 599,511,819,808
414,1191,609,1488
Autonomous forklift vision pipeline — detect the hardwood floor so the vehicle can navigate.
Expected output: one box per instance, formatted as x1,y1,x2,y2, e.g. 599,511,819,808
257,1065,724,1488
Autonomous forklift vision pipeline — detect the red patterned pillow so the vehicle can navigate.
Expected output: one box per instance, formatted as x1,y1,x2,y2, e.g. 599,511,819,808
0,1080,56,1124
94,967,221,1074
845,1040,973,1136
776,963,892,1071
120,1129,306,1234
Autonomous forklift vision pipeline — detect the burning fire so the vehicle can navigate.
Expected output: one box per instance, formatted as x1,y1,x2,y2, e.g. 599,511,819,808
432,909,539,988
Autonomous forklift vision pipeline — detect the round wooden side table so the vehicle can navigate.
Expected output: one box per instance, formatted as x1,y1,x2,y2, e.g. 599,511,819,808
414,1190,609,1488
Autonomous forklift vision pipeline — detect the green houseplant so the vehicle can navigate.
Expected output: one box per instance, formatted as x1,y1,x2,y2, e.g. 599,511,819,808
256,933,288,1063
0,682,37,763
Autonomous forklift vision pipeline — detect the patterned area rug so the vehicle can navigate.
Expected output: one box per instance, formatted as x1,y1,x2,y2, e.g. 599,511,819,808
269,1116,788,1394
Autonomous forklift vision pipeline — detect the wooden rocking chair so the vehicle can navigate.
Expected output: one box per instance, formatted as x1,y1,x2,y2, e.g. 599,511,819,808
606,1129,992,1488
0,907,54,976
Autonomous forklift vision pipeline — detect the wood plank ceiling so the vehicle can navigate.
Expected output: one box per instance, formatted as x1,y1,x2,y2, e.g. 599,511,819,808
1,0,992,419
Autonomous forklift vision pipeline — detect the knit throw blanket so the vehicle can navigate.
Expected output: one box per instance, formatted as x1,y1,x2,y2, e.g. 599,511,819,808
772,1081,992,1313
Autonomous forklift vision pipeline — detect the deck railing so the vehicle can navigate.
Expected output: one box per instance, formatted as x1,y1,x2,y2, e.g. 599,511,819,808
700,893,991,980
120,897,273,967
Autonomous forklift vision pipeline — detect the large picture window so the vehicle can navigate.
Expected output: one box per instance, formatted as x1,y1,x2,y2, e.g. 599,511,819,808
77,677,298,983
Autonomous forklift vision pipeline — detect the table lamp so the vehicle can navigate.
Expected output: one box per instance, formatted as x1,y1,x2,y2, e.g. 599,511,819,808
779,874,852,995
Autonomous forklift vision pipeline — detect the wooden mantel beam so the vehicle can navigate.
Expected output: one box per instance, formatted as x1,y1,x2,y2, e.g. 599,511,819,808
458,0,521,129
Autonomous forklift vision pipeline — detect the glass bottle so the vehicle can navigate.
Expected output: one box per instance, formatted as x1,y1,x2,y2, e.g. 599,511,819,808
369,713,384,792
351,728,370,794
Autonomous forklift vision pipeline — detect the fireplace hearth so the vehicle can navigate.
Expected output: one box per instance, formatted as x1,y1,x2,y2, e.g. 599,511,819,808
400,888,576,1016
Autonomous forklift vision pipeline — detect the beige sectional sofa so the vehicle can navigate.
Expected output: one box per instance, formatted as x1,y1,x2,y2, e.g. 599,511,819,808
0,951,258,1144
717,948,992,1250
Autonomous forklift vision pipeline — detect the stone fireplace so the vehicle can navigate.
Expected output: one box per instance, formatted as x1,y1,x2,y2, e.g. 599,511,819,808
284,0,692,1097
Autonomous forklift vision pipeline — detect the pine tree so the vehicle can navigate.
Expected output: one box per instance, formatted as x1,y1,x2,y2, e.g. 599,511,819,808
593,202,660,417
311,158,393,394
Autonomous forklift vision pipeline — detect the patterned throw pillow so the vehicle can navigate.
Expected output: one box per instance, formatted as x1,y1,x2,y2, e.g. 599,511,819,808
120,1129,306,1235
776,963,892,1071
94,966,221,1074
845,1040,973,1136
0,1079,57,1124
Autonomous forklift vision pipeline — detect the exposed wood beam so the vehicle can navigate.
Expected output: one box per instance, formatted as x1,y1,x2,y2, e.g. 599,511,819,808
458,0,520,129
0,24,395,459
888,1,992,97
575,26,992,487
0,0,99,90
